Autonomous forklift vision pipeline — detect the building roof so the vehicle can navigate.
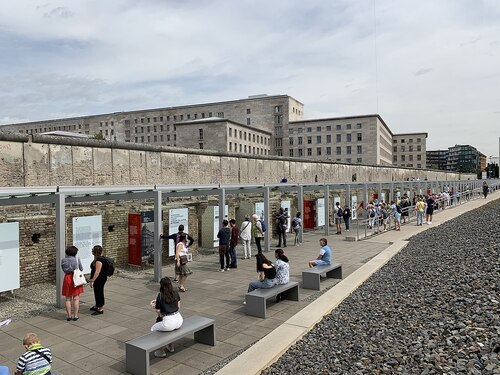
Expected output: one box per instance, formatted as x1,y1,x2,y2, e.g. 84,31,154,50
40,131,89,138
393,132,428,137
289,114,393,136
174,118,273,135
0,94,302,126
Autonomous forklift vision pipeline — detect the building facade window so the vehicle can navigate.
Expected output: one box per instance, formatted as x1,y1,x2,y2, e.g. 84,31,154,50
316,135,321,143
357,133,362,141
326,134,332,143
317,147,321,156
336,146,341,155
199,129,204,140
336,125,341,130
298,137,303,145
307,136,312,144
347,134,352,142
357,145,362,154
336,134,341,143
347,146,352,154
326,147,331,155
307,148,312,156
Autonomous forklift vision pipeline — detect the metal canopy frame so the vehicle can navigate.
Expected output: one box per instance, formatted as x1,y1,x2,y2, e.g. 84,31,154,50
0,177,492,308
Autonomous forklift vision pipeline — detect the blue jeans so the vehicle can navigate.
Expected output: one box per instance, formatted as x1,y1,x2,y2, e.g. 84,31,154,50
228,245,237,268
248,278,275,292
416,211,424,225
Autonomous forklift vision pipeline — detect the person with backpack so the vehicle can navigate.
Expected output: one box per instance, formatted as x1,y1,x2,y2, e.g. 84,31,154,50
390,200,401,231
160,225,194,283
400,194,410,223
334,202,343,234
291,212,302,246
88,245,109,316
252,214,265,254
276,207,288,248
342,204,351,232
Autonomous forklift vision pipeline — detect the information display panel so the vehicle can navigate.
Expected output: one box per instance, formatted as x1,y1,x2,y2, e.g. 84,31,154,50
73,215,102,274
0,223,20,293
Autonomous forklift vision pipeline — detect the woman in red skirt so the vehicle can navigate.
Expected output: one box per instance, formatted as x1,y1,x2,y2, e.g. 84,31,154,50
61,245,84,321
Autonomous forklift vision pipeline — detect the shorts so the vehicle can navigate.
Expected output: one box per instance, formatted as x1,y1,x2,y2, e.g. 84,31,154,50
334,217,342,224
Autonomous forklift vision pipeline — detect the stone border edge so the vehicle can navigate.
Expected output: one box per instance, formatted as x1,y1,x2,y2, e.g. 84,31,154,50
215,240,409,375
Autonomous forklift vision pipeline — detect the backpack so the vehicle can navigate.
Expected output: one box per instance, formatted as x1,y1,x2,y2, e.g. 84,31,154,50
396,205,402,214
336,207,343,217
259,220,267,233
369,208,376,218
102,257,115,276
291,218,299,228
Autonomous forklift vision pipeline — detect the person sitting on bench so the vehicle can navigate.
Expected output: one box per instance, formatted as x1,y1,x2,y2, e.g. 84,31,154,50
150,277,183,358
308,238,332,268
246,253,277,294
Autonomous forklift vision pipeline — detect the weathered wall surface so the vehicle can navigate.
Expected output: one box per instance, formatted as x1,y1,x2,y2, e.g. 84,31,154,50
0,133,474,188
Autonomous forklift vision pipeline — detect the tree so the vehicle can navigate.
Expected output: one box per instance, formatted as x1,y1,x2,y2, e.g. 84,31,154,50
90,132,105,140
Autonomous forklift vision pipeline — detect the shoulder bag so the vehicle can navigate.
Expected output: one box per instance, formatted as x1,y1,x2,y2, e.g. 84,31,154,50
73,258,87,286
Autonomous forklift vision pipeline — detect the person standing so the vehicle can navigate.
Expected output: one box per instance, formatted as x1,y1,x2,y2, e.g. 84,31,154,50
175,234,192,291
276,207,287,247
217,219,231,272
150,277,183,358
88,245,108,316
308,238,332,268
291,212,302,246
228,219,239,269
239,216,252,259
334,202,343,234
390,201,401,231
160,225,194,283
483,181,489,198
342,204,351,232
252,214,264,254
61,245,84,321
425,193,435,224
416,196,425,226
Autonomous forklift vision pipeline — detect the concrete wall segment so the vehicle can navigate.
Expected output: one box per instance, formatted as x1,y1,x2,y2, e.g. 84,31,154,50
0,134,475,188
0,141,24,186
23,143,49,186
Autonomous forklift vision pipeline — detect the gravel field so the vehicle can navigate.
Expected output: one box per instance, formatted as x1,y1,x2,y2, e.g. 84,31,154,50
263,199,500,375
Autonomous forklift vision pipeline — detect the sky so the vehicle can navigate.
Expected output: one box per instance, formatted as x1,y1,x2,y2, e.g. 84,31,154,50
0,0,499,160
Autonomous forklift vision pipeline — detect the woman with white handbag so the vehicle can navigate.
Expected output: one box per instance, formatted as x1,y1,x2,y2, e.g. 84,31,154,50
61,245,84,321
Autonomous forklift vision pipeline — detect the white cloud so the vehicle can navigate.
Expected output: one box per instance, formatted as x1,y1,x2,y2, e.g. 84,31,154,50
0,0,499,157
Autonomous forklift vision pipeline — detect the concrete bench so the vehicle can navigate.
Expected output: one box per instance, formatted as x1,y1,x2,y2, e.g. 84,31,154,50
245,281,299,318
302,263,342,290
125,315,216,375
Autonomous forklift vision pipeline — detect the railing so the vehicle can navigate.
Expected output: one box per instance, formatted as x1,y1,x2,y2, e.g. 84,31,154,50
353,185,498,240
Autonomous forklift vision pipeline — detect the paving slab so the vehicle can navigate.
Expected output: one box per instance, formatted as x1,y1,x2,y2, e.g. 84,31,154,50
0,192,495,374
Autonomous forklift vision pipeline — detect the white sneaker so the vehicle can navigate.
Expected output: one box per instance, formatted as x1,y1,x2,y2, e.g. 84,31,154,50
428,222,432,225
220,269,224,272
226,268,230,271
154,349,167,358
243,301,246,305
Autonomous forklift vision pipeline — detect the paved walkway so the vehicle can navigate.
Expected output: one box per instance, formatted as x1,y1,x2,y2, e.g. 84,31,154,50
0,192,496,374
